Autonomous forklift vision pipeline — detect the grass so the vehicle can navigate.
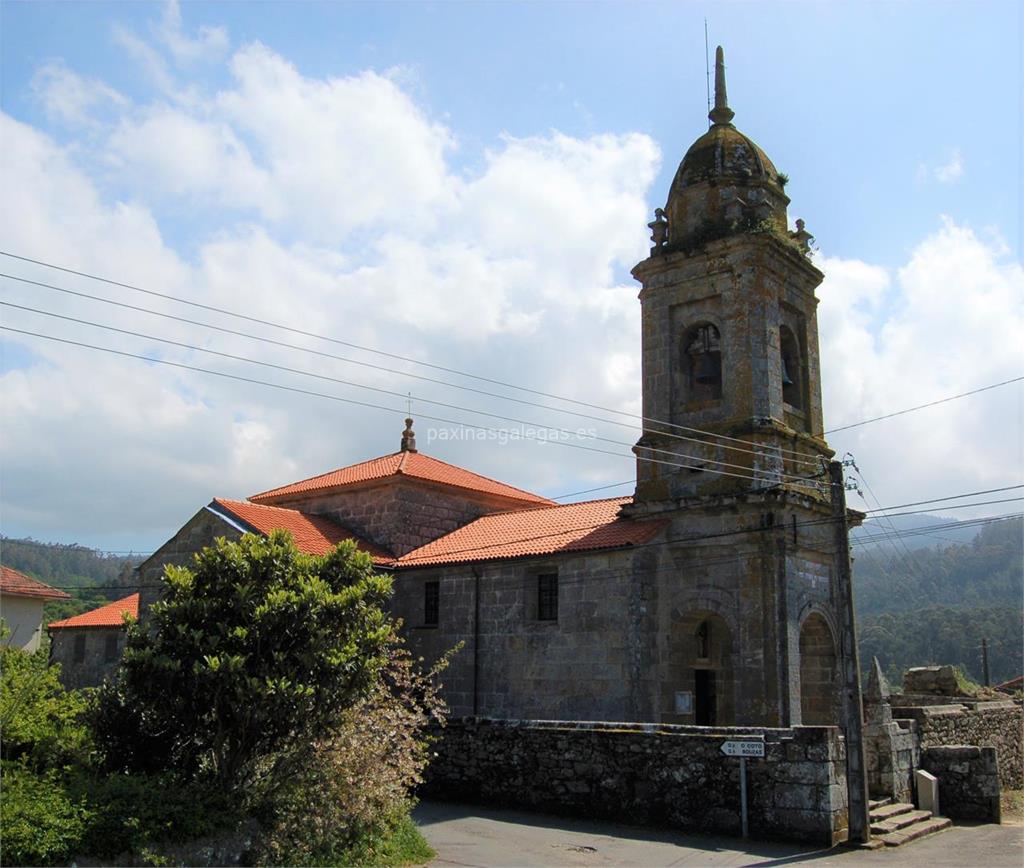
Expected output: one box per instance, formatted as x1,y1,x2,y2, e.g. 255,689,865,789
336,813,435,867
1001,789,1024,826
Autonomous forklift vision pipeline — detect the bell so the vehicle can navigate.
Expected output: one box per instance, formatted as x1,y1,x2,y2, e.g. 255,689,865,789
781,356,794,386
695,352,719,385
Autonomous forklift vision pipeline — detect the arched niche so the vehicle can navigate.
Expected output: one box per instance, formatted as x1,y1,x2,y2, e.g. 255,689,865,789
799,612,839,726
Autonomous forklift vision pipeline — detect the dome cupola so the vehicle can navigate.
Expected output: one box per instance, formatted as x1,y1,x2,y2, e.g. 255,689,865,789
662,47,790,249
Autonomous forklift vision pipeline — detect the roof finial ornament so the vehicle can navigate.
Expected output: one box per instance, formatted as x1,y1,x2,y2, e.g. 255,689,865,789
708,45,735,126
400,417,417,453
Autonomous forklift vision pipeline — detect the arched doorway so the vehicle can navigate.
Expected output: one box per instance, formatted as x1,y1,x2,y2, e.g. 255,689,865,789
663,611,734,725
799,613,838,725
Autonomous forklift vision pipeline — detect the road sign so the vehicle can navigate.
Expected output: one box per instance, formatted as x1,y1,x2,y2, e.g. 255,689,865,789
720,739,765,758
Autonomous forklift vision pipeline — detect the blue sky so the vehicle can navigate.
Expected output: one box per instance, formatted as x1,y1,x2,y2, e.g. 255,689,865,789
1,0,1021,552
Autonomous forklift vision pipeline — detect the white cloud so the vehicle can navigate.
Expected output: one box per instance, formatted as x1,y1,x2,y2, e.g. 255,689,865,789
107,107,276,212
155,0,229,66
30,61,127,127
934,149,964,183
916,148,964,184
819,218,1023,516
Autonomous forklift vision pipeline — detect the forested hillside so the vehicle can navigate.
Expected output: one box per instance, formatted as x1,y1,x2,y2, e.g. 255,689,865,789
1,537,145,624
853,517,1023,686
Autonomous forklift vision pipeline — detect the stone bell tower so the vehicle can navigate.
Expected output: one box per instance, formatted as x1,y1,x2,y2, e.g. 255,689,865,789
629,46,832,508
625,48,849,730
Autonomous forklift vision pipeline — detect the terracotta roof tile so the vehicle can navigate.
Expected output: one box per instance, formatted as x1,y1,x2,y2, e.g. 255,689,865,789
395,497,667,567
0,565,70,600
249,451,552,507
48,593,139,630
211,498,393,564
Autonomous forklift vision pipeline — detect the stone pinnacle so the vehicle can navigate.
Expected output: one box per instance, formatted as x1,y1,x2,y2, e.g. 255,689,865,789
708,45,735,126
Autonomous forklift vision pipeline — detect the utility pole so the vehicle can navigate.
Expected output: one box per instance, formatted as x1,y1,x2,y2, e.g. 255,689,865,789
829,460,870,845
981,638,991,687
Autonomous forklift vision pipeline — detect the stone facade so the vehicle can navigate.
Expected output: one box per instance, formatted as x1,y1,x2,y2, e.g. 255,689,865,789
423,718,849,846
264,478,525,558
920,746,1001,822
49,626,126,690
393,507,843,727
137,506,245,621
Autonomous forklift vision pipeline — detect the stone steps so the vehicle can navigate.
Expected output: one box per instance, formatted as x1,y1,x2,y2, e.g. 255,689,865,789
877,816,952,847
867,800,953,848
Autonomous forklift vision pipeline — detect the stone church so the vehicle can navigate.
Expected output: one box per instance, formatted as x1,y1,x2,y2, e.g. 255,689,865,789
57,48,851,730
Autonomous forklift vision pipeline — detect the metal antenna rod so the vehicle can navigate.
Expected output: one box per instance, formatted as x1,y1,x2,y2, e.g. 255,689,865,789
704,20,712,127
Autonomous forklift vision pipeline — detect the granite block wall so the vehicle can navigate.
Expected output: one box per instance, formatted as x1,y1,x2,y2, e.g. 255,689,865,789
423,719,849,845
920,746,1001,822
894,702,1023,789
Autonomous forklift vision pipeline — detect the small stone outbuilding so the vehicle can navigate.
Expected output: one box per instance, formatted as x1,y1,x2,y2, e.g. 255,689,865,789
48,593,139,689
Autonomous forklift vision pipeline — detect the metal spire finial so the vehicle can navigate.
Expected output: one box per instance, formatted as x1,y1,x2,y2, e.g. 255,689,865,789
708,45,735,126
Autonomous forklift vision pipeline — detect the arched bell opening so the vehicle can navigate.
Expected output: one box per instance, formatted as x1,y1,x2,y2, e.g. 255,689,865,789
682,323,723,403
780,325,804,410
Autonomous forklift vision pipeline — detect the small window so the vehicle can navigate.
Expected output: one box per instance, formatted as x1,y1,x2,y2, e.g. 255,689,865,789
537,573,558,621
423,581,439,627
73,633,86,663
104,634,119,663
683,323,723,402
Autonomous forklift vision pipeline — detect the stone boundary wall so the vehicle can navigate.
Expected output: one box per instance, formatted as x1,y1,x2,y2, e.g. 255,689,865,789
422,718,849,845
920,746,1001,822
894,702,1023,789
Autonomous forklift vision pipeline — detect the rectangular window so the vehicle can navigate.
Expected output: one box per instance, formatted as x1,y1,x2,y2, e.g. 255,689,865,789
537,573,558,621
424,581,439,627
104,634,120,663
73,633,86,663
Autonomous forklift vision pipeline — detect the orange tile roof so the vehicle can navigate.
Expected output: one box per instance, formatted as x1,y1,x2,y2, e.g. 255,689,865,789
48,593,139,630
249,451,553,507
395,497,667,567
211,498,393,564
0,565,70,600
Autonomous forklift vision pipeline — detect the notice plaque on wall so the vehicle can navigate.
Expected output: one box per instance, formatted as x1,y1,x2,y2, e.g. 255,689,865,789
674,691,693,714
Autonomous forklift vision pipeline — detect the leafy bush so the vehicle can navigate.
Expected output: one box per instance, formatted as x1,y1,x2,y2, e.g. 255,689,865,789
88,531,452,864
0,762,91,866
0,643,91,769
92,532,394,797
71,772,239,859
251,638,454,864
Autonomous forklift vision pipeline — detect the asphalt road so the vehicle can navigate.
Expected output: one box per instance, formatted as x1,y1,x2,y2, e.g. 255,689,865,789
415,801,1024,868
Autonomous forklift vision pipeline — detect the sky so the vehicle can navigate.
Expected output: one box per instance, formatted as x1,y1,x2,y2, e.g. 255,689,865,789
0,0,1021,554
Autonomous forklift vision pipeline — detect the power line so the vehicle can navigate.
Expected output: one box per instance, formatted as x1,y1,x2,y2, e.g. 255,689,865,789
0,272,824,470
0,254,830,464
1,301,823,487
551,479,637,500
825,377,1023,434
862,485,1024,512
2,324,825,493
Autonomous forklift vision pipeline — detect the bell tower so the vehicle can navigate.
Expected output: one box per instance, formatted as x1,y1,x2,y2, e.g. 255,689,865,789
629,46,832,510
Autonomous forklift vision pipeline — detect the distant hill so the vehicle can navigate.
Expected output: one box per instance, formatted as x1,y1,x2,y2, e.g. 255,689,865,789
853,516,1022,614
0,537,146,627
851,512,985,551
853,516,1023,685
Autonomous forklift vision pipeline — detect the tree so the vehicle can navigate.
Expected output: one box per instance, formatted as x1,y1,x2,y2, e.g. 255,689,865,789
92,531,394,797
